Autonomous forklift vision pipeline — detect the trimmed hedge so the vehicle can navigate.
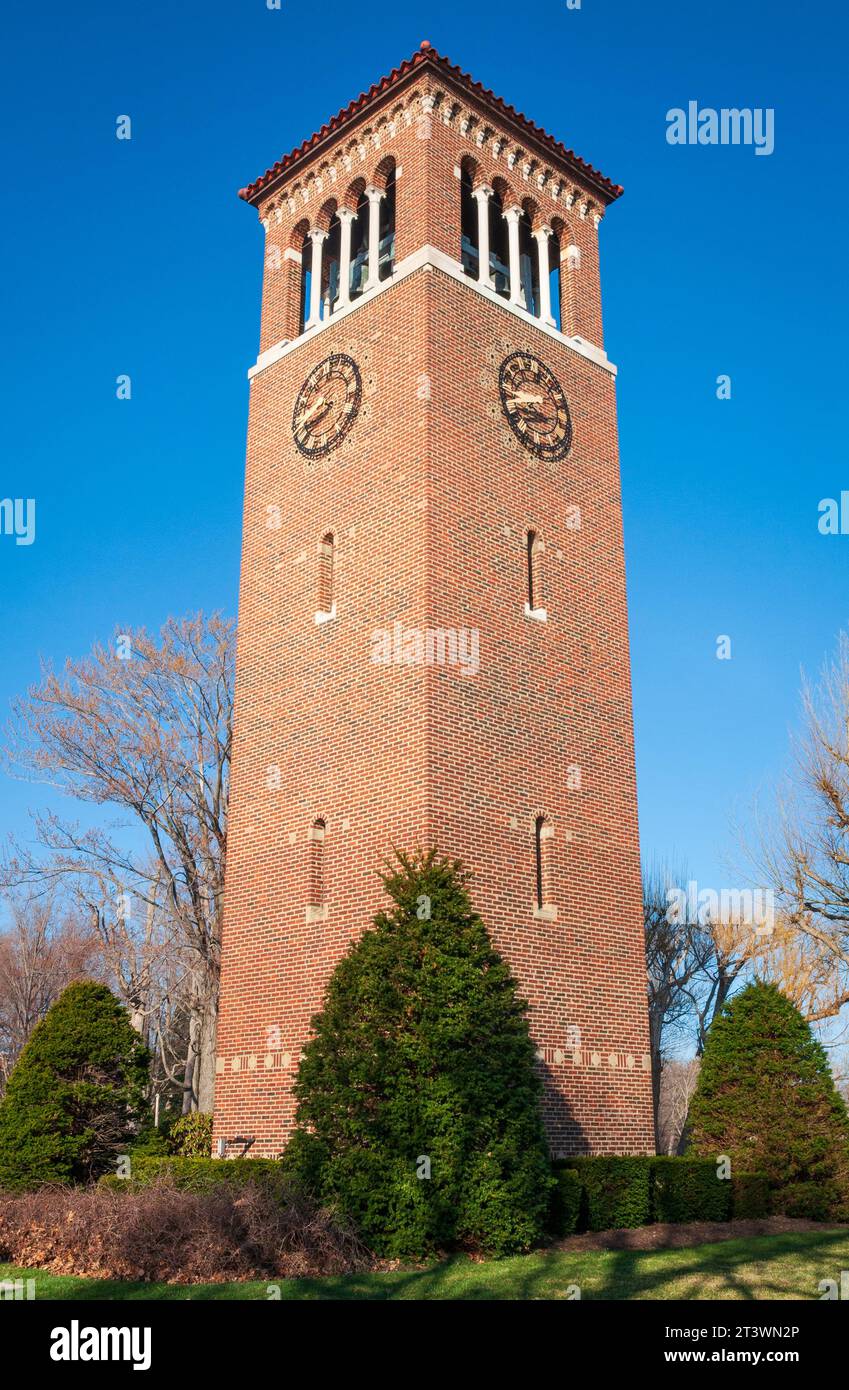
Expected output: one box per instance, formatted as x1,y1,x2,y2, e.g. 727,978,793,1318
550,1157,768,1232
731,1172,771,1220
97,1155,775,1236
99,1156,288,1200
557,1157,652,1232
651,1158,731,1224
549,1167,583,1236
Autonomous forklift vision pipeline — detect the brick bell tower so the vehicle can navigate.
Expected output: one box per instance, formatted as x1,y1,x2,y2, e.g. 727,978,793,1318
213,42,655,1158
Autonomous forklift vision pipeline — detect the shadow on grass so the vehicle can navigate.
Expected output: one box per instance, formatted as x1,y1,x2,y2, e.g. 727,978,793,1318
6,1229,848,1301
590,1229,849,1302
265,1230,849,1301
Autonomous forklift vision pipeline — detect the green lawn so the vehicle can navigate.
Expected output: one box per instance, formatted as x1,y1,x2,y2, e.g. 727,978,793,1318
2,1229,847,1300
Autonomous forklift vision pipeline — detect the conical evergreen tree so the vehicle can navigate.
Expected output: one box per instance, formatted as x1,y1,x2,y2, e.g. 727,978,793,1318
689,981,849,1218
0,981,149,1189
284,850,553,1256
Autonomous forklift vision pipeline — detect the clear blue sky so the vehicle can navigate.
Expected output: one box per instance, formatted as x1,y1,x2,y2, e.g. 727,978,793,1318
1,0,846,899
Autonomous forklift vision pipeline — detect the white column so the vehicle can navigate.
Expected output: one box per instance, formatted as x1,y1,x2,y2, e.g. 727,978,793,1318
363,185,385,292
305,229,327,328
504,205,523,307
534,224,555,325
471,184,493,288
336,208,356,310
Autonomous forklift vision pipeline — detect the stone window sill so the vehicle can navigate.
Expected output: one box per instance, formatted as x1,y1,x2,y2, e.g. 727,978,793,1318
532,904,558,922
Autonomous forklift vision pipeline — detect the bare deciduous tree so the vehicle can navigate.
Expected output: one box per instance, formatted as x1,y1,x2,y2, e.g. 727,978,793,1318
754,631,849,1023
644,861,710,1149
657,1057,700,1156
681,916,757,1057
1,612,233,1111
0,891,99,1090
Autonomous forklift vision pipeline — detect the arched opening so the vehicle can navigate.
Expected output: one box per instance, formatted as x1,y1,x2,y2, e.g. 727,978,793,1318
349,186,370,299
299,212,341,331
297,224,311,335
460,159,479,277
488,186,510,299
518,208,539,316
377,160,396,281
321,213,341,319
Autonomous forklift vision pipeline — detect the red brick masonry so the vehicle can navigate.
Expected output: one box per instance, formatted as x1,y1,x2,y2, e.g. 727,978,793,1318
214,53,656,1158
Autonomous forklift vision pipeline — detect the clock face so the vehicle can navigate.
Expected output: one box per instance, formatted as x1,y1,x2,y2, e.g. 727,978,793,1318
292,353,362,458
498,351,573,460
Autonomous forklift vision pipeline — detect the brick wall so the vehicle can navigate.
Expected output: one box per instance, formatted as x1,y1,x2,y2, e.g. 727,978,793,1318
213,67,655,1158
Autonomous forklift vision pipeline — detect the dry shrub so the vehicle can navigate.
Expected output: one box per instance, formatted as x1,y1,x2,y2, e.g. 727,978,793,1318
0,1177,369,1283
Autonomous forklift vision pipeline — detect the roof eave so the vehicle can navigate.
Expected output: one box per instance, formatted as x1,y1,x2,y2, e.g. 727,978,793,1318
238,47,623,209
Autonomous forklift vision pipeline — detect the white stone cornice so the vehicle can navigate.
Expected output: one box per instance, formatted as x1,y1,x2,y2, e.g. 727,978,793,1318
248,243,616,381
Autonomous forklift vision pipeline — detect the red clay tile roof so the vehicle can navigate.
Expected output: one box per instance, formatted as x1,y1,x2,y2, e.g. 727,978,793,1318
239,41,623,207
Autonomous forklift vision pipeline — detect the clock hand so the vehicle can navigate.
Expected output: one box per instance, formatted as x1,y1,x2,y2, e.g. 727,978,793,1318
506,393,545,413
509,397,551,423
296,395,327,429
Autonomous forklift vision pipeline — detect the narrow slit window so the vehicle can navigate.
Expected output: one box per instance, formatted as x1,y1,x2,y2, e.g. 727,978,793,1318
534,816,545,910
317,533,335,619
526,530,538,610
534,816,553,913
309,819,326,909
525,531,546,619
